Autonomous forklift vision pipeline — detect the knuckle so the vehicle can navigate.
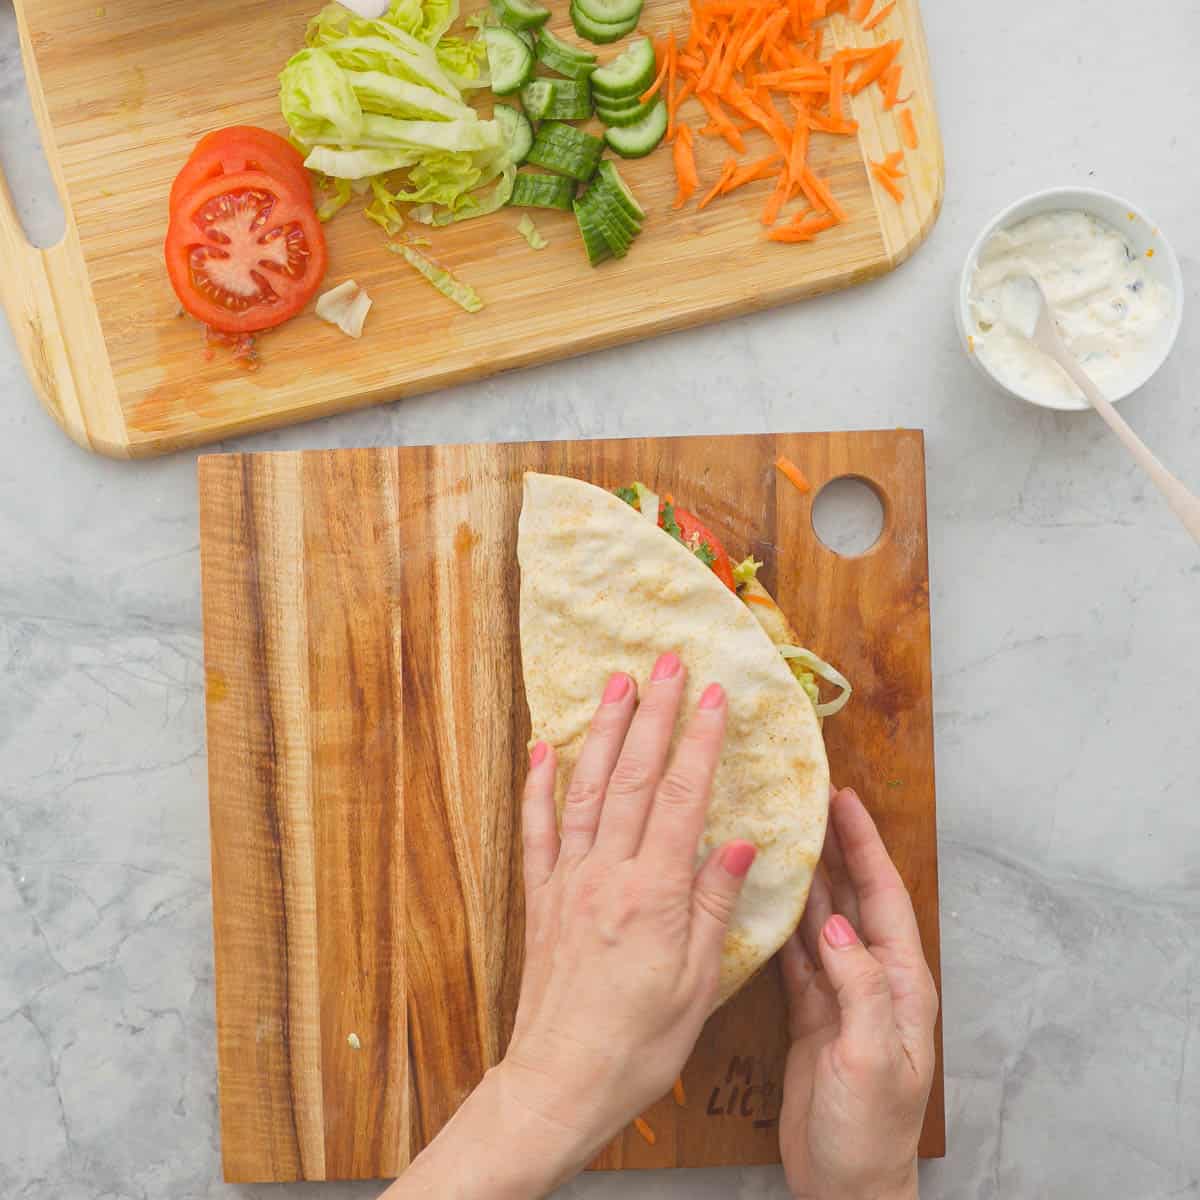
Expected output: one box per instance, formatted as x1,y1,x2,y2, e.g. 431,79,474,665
562,776,603,814
605,757,653,800
693,882,735,927
655,769,699,811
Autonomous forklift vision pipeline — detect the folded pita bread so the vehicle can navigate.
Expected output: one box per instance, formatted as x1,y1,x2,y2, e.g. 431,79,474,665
517,472,830,1005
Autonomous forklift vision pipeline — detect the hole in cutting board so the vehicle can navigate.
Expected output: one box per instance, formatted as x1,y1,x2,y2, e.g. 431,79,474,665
0,3,66,248
811,476,885,557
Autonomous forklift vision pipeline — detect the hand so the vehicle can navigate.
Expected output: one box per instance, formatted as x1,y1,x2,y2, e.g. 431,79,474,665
500,653,758,1187
778,787,938,1200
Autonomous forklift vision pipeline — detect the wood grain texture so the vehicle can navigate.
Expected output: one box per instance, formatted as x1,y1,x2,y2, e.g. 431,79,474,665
199,431,943,1182
8,0,943,458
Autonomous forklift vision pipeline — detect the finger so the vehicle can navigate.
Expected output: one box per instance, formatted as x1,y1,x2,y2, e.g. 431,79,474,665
639,682,727,869
798,861,834,966
819,809,862,936
780,930,837,1040
829,788,923,958
592,651,686,860
688,839,756,980
557,672,637,860
817,914,897,1068
521,741,560,891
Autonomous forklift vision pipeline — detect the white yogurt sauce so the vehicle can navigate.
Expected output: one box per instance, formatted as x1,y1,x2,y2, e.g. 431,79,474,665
969,210,1172,406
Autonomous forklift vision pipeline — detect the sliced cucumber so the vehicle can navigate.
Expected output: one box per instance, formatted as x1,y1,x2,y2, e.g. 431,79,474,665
520,78,557,120
511,170,576,210
526,121,604,180
495,0,551,31
574,0,643,24
577,190,634,256
493,103,534,164
542,76,593,120
596,95,657,127
602,95,667,157
535,27,598,78
596,159,645,220
574,198,612,265
581,186,638,245
570,3,639,45
484,27,535,95
590,35,656,99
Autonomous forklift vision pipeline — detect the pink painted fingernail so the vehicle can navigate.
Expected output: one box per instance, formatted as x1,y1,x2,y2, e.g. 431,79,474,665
651,651,681,681
698,682,724,710
529,741,548,768
602,673,631,704
824,914,859,949
721,841,757,878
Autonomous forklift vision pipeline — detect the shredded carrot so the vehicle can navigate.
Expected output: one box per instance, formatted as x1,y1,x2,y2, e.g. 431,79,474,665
634,1116,657,1145
761,168,790,225
673,1077,688,1106
641,38,673,103
848,39,901,94
656,0,909,245
775,454,812,493
743,591,777,605
722,151,785,193
699,157,739,208
899,105,919,148
672,125,699,209
880,63,903,108
862,0,895,28
871,161,904,202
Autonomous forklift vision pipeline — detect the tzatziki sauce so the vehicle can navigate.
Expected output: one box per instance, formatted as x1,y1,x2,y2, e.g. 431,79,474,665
969,210,1172,407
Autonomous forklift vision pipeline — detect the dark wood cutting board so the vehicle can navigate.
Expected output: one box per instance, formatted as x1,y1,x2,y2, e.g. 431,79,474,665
198,432,943,1182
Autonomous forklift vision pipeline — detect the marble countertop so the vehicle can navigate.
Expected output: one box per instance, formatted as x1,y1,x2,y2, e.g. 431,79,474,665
2,1,1198,1197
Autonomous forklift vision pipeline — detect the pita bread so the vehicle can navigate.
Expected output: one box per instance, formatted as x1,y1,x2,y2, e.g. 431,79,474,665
517,473,829,1005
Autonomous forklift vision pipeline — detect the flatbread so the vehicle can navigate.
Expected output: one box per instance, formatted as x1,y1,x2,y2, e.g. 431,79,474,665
517,473,829,1005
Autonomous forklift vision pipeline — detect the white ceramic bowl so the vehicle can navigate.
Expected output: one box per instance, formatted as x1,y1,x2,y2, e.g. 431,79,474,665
956,187,1184,411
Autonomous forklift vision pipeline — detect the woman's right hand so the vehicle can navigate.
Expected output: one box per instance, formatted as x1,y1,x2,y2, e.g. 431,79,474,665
778,786,939,1200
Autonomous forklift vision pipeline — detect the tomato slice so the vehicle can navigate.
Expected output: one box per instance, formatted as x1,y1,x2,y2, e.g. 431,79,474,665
669,506,737,591
169,127,311,212
164,169,327,334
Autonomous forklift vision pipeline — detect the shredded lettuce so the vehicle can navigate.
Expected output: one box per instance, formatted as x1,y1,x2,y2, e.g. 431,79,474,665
316,176,353,222
388,242,483,311
778,646,852,718
281,0,511,228
733,556,762,585
633,483,660,525
517,213,547,249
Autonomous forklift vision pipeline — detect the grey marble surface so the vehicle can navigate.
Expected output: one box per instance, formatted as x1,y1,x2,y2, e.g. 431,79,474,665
2,2,1199,1197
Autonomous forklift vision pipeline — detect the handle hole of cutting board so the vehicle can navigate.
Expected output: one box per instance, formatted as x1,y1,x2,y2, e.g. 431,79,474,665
0,6,66,248
811,476,886,558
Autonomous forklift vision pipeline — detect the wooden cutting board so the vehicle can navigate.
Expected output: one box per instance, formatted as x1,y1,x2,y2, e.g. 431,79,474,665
198,430,943,1182
3,0,942,459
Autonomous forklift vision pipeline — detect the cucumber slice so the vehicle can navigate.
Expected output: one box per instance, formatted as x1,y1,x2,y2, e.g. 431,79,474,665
574,0,643,24
574,198,613,265
484,27,535,95
590,36,656,99
496,0,551,31
596,95,656,126
520,78,557,120
535,27,598,77
595,159,645,221
511,170,576,210
526,121,604,180
537,26,597,62
602,95,667,157
542,76,593,120
570,3,639,45
578,191,634,256
493,103,534,164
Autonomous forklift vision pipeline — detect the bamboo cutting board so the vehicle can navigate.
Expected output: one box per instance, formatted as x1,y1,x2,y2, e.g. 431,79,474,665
4,0,942,458
198,430,943,1182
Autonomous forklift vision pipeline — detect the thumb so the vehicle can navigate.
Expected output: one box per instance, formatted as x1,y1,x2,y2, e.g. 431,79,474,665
817,915,896,1066
688,839,757,966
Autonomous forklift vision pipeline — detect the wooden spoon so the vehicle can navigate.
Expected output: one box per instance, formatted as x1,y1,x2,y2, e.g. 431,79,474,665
1001,274,1200,545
